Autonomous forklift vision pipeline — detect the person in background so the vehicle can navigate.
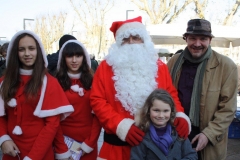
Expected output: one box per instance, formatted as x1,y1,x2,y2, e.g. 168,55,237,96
167,19,237,160
0,30,74,160
54,40,101,160
90,16,191,160
47,34,76,76
90,54,98,73
131,89,197,160
0,42,9,77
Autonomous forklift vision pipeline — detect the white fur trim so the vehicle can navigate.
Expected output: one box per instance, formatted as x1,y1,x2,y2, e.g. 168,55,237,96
12,126,23,135
71,85,84,96
67,72,81,79
116,118,135,141
55,150,72,159
97,157,107,160
0,135,12,146
23,156,31,160
81,142,93,153
7,98,17,107
57,40,91,71
176,112,192,134
0,84,5,116
6,30,48,68
115,22,152,46
19,68,33,75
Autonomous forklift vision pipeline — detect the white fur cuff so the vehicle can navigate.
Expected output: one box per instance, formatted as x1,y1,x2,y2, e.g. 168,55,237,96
116,118,135,141
0,135,12,146
81,142,93,153
176,112,192,134
55,150,71,159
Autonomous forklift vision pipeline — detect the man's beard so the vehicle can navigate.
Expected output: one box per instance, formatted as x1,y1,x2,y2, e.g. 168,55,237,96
106,43,158,115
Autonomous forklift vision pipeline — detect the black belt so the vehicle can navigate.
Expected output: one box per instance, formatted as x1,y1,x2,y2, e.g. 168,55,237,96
104,131,129,146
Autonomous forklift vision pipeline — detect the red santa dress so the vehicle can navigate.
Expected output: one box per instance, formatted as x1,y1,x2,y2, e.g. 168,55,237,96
90,60,186,160
54,74,102,160
0,71,74,160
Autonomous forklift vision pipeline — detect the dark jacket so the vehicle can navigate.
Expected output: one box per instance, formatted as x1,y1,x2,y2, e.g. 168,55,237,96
131,128,198,160
47,51,59,76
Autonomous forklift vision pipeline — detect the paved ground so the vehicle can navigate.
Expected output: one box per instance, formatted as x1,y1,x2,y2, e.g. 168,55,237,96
226,138,240,160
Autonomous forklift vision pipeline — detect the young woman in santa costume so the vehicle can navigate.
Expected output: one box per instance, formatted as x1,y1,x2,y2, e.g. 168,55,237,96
0,30,74,160
54,40,102,160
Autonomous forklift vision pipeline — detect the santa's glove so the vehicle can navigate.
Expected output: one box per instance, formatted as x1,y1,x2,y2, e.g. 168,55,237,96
125,125,145,146
174,112,191,139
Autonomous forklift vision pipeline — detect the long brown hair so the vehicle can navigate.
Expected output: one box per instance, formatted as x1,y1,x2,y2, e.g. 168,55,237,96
0,33,46,104
56,42,93,91
138,89,176,132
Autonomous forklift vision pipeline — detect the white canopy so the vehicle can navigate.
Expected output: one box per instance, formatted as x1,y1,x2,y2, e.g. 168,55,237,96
147,24,240,48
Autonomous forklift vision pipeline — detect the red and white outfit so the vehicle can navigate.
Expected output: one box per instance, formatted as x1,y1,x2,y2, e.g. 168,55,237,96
0,30,74,160
54,40,102,160
90,16,191,160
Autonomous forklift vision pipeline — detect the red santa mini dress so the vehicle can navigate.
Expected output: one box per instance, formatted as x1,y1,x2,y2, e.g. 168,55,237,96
0,71,74,160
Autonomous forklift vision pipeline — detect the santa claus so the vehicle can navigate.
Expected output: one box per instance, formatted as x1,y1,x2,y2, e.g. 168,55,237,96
90,16,191,160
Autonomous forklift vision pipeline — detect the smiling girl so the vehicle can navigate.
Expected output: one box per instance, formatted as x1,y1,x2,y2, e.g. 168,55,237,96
0,30,74,160
54,40,101,160
131,89,197,160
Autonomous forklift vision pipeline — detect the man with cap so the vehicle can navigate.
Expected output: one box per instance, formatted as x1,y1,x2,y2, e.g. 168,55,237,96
167,19,237,160
90,16,191,160
47,34,76,75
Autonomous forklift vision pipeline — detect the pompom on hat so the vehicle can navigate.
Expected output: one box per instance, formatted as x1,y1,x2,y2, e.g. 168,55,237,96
110,16,152,46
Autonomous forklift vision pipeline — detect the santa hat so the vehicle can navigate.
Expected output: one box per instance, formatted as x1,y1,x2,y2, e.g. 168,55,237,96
6,30,48,68
57,40,91,71
110,16,152,46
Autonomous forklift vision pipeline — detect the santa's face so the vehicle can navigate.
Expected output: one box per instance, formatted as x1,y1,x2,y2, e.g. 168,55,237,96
121,35,143,45
105,42,158,115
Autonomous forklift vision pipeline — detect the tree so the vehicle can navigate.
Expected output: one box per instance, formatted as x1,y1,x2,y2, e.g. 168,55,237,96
130,0,194,24
223,0,240,25
34,11,68,54
69,0,115,58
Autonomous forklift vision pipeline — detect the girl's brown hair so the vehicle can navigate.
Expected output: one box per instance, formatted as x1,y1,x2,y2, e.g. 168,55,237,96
56,42,93,90
138,89,176,132
0,33,46,104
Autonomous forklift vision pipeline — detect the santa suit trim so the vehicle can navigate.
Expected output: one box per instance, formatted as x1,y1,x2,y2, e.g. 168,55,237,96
0,135,12,146
23,156,31,160
176,112,192,134
116,118,135,141
81,142,93,153
55,150,72,159
33,75,74,119
97,157,107,160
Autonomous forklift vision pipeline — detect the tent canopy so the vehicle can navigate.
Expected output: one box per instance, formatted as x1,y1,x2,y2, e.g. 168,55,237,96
147,24,240,48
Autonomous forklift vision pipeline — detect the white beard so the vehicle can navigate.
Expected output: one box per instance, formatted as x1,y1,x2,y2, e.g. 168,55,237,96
105,43,158,115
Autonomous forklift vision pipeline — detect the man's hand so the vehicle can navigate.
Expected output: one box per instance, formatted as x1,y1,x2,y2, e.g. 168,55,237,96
1,140,20,157
125,125,145,146
191,133,209,152
174,116,190,139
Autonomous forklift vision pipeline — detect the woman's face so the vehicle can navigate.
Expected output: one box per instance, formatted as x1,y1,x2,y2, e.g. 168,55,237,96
18,35,37,70
65,55,83,74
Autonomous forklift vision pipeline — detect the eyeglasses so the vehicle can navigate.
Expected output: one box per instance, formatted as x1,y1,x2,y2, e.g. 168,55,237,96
122,35,142,44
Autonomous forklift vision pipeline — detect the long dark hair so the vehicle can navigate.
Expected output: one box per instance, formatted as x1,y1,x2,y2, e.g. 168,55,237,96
56,42,93,90
0,33,46,104
138,89,176,132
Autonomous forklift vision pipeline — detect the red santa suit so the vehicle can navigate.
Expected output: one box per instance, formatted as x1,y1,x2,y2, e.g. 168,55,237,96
90,16,190,160
0,30,74,160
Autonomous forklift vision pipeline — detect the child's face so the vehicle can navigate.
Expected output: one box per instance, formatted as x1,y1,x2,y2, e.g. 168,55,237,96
150,99,171,128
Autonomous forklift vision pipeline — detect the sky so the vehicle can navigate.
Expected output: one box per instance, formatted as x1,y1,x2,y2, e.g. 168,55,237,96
0,0,141,42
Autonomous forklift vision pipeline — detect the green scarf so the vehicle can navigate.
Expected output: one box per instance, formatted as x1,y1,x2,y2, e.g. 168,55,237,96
171,46,212,127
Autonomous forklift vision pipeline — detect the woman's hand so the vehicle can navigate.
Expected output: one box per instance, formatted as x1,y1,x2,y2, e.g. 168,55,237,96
77,147,86,157
1,140,20,157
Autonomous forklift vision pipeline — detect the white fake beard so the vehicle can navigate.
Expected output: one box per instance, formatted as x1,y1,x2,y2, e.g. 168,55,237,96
105,43,158,115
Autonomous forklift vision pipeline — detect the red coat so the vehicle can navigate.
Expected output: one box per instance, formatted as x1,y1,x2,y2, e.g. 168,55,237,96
0,73,73,160
54,78,101,160
90,59,184,160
